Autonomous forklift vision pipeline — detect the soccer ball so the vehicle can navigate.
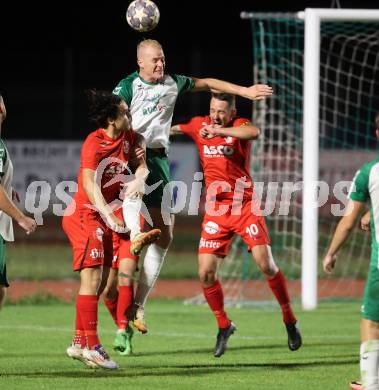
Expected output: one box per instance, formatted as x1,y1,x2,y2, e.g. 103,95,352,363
126,0,160,32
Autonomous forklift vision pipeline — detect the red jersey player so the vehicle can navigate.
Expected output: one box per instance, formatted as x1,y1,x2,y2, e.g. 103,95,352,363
171,93,302,357
63,90,159,369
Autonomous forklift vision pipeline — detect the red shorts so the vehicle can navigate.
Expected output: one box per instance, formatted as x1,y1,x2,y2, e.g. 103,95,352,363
62,204,113,272
111,231,139,269
198,199,270,257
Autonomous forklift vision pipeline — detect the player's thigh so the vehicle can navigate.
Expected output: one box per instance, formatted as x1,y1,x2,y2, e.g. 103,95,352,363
362,266,379,322
79,265,103,295
199,214,233,258
63,209,113,271
143,152,171,209
361,318,379,342
198,253,220,274
235,212,271,251
146,207,174,248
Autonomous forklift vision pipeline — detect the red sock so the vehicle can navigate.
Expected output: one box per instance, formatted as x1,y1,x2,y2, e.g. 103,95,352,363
203,280,231,329
104,295,118,326
77,294,100,349
117,286,134,329
267,270,297,324
73,299,86,348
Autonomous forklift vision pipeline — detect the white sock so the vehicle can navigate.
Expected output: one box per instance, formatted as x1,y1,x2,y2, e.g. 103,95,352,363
134,243,168,307
361,340,379,390
122,197,142,240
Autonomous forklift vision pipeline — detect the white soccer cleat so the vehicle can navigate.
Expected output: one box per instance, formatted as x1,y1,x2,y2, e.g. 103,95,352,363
82,345,119,370
66,344,97,368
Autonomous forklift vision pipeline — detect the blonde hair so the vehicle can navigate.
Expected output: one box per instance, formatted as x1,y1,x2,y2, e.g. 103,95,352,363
137,39,162,58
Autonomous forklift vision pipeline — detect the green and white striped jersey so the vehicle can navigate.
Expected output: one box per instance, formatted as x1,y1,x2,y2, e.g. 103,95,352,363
0,139,14,241
113,71,194,150
349,157,379,266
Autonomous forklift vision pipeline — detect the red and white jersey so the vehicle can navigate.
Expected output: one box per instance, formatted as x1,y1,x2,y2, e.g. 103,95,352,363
179,116,253,201
75,128,137,206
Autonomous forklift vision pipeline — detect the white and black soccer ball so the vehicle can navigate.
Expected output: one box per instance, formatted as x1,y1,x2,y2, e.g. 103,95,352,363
126,0,160,32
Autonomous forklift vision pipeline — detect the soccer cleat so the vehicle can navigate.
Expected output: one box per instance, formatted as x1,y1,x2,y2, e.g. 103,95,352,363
130,229,161,256
132,306,148,334
66,344,97,368
214,321,237,358
82,345,119,369
113,326,134,356
349,381,362,390
285,322,302,351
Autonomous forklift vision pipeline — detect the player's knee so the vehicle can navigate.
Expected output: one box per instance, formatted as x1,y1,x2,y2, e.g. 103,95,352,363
198,269,216,286
257,259,277,277
118,272,134,287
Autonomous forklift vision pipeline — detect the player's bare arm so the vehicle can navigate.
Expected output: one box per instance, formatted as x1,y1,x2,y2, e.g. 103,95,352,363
0,184,36,234
192,78,273,101
323,200,366,274
82,168,125,231
170,125,183,136
205,123,261,140
361,210,370,231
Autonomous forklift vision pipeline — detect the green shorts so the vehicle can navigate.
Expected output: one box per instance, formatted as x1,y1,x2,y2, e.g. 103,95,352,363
362,264,379,321
0,236,9,288
143,148,172,209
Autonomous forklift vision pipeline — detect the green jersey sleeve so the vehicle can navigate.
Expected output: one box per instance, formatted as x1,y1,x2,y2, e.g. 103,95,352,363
172,74,195,95
349,164,370,202
113,71,138,106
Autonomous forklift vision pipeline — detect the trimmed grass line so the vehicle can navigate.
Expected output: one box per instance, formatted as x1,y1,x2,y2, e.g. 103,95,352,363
0,324,358,341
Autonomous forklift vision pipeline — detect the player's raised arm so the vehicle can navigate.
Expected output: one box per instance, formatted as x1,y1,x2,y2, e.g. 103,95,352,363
192,78,273,101
205,122,260,140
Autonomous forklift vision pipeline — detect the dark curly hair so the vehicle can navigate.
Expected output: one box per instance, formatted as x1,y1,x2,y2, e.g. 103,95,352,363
85,89,124,128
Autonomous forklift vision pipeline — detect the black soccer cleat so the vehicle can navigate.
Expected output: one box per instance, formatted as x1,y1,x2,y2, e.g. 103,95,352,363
285,322,302,351
214,322,236,358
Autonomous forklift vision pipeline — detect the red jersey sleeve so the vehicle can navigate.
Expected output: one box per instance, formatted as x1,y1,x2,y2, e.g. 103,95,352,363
233,117,252,127
178,116,206,140
81,135,100,170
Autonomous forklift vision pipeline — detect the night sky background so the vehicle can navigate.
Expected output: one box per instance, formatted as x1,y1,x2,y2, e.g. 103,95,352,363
1,0,377,140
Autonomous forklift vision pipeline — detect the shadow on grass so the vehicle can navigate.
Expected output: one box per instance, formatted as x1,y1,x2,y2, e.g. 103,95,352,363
0,357,358,379
132,339,359,357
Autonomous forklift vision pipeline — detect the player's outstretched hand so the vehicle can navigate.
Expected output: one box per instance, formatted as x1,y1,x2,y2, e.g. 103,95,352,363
323,254,337,274
106,213,127,233
244,84,273,101
361,211,370,232
122,178,145,199
18,216,37,235
130,147,145,164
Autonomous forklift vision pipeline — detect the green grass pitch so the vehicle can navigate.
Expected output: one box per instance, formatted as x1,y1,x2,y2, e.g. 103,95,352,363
0,299,361,389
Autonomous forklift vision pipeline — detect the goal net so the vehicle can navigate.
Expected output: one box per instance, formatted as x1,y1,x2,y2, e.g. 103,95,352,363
185,11,379,307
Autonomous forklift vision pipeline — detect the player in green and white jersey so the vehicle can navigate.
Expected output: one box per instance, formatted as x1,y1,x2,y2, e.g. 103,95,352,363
323,112,379,390
0,94,37,308
112,39,273,335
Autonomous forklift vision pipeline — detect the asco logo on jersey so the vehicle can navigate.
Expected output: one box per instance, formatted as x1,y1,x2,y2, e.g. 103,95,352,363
203,144,234,157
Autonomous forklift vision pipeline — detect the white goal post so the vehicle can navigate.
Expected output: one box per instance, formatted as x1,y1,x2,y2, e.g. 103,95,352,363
300,9,379,310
